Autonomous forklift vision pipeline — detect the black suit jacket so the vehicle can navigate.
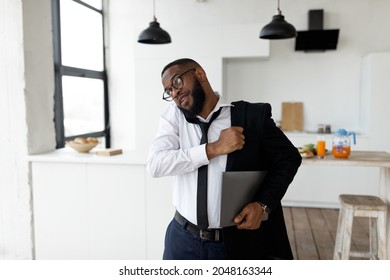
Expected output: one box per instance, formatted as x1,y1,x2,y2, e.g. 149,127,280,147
222,101,302,259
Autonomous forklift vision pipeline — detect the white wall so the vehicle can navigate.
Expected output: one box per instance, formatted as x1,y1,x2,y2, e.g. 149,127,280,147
0,0,55,259
0,0,32,260
108,0,390,152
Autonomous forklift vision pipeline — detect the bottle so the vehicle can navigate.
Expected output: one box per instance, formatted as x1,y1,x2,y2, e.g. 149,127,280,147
325,124,331,134
317,124,325,134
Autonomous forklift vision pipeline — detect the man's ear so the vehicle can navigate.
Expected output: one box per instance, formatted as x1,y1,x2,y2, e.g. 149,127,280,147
195,67,207,82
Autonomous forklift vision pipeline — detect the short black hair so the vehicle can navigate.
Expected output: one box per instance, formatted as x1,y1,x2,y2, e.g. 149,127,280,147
161,58,200,76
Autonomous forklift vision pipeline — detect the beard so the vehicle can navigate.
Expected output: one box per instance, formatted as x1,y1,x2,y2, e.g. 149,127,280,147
178,78,205,119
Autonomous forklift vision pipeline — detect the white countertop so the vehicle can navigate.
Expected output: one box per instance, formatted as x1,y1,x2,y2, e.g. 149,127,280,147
29,149,390,167
28,147,147,165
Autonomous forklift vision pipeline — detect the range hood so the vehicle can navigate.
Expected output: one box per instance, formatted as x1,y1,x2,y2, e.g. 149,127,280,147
295,9,340,52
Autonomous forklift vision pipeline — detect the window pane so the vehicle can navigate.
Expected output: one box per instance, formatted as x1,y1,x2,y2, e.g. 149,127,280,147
60,0,103,70
62,76,105,137
81,0,102,10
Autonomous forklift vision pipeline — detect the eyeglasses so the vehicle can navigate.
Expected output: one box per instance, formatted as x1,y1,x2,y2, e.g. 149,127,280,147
162,68,196,101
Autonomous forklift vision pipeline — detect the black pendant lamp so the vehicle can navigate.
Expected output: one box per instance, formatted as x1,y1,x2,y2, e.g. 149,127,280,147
138,0,171,44
260,0,297,39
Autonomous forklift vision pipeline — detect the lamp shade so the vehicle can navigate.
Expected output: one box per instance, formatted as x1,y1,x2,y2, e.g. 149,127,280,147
138,19,171,44
260,14,297,39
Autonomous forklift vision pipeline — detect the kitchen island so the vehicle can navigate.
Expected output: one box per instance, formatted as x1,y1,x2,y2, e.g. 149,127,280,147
300,151,390,258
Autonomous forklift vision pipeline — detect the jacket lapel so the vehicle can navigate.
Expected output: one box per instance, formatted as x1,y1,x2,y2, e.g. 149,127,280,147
226,101,247,171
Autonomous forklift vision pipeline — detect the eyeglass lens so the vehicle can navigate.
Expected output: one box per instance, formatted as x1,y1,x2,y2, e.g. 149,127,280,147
163,77,183,100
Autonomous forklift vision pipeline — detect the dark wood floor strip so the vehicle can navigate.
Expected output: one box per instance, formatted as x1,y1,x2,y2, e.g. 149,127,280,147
283,207,297,258
291,207,318,259
306,208,334,259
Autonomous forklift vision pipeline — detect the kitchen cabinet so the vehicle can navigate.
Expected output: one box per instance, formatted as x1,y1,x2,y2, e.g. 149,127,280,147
30,149,174,260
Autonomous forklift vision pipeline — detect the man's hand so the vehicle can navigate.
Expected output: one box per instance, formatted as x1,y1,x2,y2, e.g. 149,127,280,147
234,202,264,230
206,126,245,159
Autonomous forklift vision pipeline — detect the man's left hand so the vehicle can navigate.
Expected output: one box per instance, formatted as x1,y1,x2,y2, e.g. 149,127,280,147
234,202,263,230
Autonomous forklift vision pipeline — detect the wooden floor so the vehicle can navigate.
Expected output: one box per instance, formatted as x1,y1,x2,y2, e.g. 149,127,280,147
283,207,371,260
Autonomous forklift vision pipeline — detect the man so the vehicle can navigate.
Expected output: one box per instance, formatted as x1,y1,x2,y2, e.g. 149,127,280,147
147,58,301,260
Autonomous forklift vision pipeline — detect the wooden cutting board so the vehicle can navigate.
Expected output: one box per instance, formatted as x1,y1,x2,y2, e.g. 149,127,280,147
281,102,303,131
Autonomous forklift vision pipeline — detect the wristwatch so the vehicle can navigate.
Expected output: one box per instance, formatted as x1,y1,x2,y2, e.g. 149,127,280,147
257,202,271,221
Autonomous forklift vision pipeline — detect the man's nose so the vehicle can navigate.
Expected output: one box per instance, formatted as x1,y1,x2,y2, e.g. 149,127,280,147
171,88,181,100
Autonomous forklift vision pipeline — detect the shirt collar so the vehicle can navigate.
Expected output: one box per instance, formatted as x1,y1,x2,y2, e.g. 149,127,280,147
198,93,232,122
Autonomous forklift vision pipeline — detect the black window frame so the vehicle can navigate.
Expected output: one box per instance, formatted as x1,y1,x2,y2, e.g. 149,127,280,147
52,0,110,148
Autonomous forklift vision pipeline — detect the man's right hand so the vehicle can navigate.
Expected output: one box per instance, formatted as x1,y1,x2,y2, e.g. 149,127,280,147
206,126,245,159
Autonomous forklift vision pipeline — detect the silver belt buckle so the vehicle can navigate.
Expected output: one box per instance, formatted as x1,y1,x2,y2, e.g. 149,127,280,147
199,230,207,240
200,229,220,241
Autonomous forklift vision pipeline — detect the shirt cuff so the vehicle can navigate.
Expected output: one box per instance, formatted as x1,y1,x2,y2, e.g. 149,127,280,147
188,144,209,168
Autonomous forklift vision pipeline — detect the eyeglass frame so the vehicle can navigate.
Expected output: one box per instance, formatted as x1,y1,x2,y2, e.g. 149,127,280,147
162,68,196,101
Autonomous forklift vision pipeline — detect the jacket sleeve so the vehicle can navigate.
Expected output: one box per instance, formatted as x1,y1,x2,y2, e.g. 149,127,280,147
254,103,302,211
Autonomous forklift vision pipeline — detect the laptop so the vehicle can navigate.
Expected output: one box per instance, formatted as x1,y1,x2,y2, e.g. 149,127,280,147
219,171,268,227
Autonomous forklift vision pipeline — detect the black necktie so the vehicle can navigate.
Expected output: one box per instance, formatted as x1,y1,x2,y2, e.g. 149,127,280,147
186,108,222,230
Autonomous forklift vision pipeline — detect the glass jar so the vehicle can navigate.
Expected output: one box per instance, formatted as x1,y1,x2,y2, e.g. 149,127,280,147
332,129,356,159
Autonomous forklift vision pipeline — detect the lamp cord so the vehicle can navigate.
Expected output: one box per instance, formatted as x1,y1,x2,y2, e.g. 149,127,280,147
153,0,156,21
276,0,282,15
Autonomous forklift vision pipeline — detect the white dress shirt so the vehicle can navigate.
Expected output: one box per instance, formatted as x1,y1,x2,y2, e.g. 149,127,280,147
147,98,232,228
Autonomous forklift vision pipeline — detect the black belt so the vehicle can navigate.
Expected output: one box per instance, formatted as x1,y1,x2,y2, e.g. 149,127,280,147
174,211,223,242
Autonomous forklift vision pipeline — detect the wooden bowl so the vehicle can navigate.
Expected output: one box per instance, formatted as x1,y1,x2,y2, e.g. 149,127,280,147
67,141,98,153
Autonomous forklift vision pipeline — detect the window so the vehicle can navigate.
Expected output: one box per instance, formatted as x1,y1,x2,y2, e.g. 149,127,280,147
52,0,110,148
